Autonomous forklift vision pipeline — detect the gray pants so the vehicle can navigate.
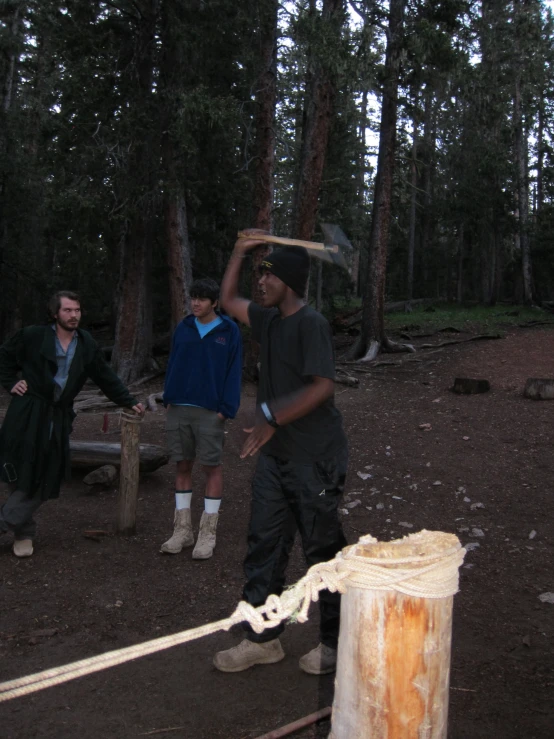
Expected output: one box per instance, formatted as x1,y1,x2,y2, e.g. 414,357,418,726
0,488,43,540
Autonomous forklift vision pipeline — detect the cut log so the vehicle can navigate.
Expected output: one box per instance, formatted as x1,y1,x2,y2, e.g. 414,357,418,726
116,411,141,535
523,378,554,400
70,441,169,474
452,378,490,394
329,532,463,739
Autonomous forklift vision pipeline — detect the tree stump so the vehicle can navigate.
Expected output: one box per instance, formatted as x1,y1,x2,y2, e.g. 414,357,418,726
116,411,142,535
329,531,464,739
452,377,490,394
523,378,554,400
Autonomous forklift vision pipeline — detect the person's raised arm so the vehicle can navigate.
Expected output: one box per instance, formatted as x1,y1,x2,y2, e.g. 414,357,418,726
220,229,269,326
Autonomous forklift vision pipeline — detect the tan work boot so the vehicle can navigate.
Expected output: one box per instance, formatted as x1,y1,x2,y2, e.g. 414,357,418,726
213,638,285,673
299,643,337,675
13,539,33,558
160,509,194,554
192,511,218,560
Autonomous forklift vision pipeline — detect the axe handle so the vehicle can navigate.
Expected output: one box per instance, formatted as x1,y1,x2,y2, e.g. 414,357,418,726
237,232,339,253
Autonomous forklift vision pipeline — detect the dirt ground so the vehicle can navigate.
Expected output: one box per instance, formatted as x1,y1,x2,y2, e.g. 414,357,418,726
1,326,554,738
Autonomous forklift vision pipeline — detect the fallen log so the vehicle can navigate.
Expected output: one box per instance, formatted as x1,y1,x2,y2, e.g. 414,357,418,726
73,397,121,413
523,378,554,400
420,333,502,350
399,326,462,340
70,441,169,474
334,370,359,387
518,320,554,328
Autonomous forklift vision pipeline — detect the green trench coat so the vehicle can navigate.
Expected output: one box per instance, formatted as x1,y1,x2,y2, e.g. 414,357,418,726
0,326,137,501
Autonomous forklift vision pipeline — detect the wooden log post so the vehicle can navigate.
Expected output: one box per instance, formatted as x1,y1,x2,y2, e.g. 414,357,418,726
329,531,464,739
116,410,142,535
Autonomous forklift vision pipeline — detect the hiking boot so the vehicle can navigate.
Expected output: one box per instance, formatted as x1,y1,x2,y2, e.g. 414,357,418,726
192,511,218,560
213,638,285,673
13,539,33,558
299,643,337,675
160,509,194,554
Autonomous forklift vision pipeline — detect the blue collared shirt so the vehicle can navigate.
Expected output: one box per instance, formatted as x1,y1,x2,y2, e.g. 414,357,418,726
52,325,78,401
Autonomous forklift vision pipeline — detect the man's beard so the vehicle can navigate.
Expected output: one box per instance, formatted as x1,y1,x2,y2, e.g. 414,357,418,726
56,317,80,332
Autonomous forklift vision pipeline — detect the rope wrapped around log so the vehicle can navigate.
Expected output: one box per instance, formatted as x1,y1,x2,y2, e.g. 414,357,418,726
0,530,465,703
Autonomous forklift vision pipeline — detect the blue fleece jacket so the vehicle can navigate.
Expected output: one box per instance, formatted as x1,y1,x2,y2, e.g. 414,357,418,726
163,314,242,419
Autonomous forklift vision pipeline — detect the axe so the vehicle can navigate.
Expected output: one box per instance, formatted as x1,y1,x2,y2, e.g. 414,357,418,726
237,223,352,270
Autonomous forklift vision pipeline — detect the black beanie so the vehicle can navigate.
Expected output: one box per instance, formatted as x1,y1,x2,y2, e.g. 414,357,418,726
260,246,310,296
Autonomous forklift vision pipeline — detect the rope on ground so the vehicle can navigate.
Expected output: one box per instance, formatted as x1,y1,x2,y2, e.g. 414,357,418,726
0,530,464,704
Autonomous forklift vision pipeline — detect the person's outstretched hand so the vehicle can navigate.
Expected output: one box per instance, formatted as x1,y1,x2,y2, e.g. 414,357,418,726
240,421,276,458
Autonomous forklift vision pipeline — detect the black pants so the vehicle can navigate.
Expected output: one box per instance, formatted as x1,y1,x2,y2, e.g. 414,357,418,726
243,449,348,648
0,487,43,540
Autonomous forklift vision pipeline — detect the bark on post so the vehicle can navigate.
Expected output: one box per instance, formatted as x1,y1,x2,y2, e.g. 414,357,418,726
116,412,142,535
329,531,463,739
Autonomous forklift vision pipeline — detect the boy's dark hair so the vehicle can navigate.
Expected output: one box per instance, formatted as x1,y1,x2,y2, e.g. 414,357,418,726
190,278,219,303
48,290,81,320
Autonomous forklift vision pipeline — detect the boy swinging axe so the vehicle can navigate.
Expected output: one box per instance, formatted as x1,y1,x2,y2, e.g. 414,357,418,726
213,229,349,676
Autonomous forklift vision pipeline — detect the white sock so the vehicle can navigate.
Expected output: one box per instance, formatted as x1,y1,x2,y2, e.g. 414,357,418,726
175,491,192,510
204,497,221,515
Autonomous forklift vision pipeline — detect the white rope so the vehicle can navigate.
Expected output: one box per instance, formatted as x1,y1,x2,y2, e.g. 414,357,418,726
118,408,143,425
0,531,464,703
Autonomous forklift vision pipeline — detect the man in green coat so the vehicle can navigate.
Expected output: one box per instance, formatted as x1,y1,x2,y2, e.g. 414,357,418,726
0,291,144,557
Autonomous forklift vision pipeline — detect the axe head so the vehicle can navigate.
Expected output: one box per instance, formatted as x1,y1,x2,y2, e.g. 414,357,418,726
315,223,353,270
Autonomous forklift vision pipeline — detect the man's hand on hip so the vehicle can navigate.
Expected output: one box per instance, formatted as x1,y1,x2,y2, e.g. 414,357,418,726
10,380,27,396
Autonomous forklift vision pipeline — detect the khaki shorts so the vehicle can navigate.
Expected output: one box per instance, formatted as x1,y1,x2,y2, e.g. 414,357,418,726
166,405,225,467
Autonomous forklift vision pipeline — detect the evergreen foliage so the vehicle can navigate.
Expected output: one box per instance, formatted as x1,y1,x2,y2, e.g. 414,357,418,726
1,0,553,361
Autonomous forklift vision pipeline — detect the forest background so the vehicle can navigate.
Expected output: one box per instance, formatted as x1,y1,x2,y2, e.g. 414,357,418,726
1,0,553,381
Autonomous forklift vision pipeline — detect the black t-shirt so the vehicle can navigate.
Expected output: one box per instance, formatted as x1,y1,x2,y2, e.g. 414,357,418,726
248,302,347,461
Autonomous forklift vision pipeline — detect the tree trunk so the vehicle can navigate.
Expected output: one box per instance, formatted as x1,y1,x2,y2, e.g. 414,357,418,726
536,91,544,218
354,0,405,361
407,113,419,301
1,3,19,113
160,0,193,332
164,188,192,331
513,0,532,304
111,1,159,383
456,223,464,304
292,0,345,241
0,2,21,341
112,216,154,384
420,88,436,294
250,0,278,299
243,0,278,379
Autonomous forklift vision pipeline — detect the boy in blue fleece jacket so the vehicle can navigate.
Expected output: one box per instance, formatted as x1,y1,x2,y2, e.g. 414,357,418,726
161,278,242,560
